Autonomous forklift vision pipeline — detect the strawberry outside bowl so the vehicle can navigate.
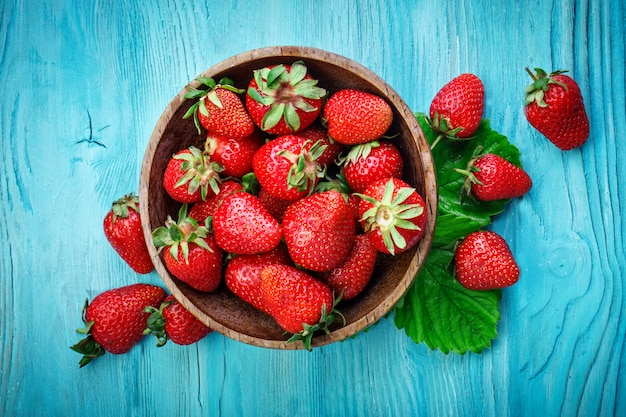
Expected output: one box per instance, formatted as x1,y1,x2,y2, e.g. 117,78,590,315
139,46,437,349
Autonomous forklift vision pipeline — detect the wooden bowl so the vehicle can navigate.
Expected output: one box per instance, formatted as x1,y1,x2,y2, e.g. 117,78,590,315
139,46,437,349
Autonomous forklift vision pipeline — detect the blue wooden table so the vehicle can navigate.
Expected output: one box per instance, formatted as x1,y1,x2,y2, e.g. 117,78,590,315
1,1,624,416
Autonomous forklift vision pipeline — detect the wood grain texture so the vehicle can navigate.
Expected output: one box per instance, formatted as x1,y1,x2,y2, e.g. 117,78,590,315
1,0,624,416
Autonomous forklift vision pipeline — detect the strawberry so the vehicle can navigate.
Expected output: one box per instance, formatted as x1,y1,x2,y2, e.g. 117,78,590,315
224,245,291,313
295,124,344,167
204,130,264,178
144,295,212,346
454,230,520,290
322,89,393,145
152,205,223,292
212,191,282,255
259,264,344,350
188,180,244,223
252,134,327,201
456,153,532,201
428,73,484,147
103,194,154,274
342,141,404,193
282,190,356,271
183,77,255,138
357,177,428,255
246,61,327,134
257,187,291,222
524,68,590,150
71,284,166,367
163,146,223,203
314,174,361,224
321,234,378,300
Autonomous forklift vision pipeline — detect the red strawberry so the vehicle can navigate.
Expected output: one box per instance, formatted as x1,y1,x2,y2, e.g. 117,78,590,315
103,194,154,274
188,180,244,223
212,191,282,255
225,245,291,313
144,295,212,346
282,190,356,271
455,230,520,290
246,61,327,135
456,153,532,201
259,264,343,350
183,77,255,138
342,141,404,193
295,124,344,167
322,89,393,145
204,130,264,178
257,187,291,222
321,234,378,300
357,177,428,255
163,146,223,203
428,73,484,147
152,205,223,292
71,284,166,367
252,134,327,201
524,68,590,150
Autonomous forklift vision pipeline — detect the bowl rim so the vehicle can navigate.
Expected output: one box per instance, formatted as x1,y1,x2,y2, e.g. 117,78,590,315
139,46,437,349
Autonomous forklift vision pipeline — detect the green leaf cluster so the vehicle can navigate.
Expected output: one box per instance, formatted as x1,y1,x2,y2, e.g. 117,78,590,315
392,113,522,354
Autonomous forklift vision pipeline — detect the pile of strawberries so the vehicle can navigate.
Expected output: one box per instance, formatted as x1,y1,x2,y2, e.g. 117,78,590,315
72,60,590,363
152,61,429,349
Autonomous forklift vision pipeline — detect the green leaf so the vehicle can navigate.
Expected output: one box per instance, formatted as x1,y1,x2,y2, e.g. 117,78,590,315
393,113,522,354
394,248,501,354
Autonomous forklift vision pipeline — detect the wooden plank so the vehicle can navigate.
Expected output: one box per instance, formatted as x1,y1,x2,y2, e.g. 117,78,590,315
0,0,624,416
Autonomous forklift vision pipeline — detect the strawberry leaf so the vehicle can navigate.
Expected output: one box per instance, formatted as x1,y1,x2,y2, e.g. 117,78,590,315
394,248,501,354
393,113,521,354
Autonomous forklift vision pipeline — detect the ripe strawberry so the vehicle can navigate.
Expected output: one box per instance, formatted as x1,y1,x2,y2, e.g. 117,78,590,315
152,205,223,292
342,141,404,193
524,68,590,150
204,130,264,178
282,190,356,271
144,295,212,346
428,73,484,147
213,191,282,255
252,134,327,201
103,194,154,274
246,61,327,134
322,89,393,145
456,153,532,201
455,230,520,290
259,264,344,350
183,77,255,138
163,146,223,203
321,234,378,300
71,284,166,367
295,124,344,167
257,187,291,222
357,177,428,255
224,245,291,313
188,180,244,223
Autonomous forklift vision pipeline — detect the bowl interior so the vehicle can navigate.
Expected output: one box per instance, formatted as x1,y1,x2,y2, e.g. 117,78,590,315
140,46,437,349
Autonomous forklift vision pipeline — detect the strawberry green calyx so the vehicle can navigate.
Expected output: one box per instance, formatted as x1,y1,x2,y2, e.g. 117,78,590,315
339,141,381,165
286,294,345,351
184,77,245,134
524,67,568,108
70,299,106,367
278,139,328,194
356,179,424,255
428,110,466,149
247,61,327,131
110,193,140,220
174,146,223,201
143,300,174,347
152,204,213,264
